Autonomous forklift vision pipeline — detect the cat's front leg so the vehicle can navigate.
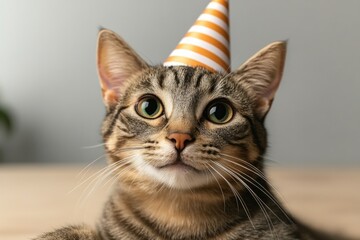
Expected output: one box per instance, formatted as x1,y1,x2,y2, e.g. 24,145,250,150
33,224,100,240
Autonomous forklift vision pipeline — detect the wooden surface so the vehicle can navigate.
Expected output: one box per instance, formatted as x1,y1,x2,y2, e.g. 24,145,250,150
0,165,359,240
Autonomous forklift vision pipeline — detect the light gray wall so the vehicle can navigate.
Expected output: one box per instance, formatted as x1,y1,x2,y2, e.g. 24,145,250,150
1,0,359,165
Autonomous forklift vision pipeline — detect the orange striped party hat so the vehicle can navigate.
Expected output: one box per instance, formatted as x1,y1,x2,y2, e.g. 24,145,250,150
164,0,230,73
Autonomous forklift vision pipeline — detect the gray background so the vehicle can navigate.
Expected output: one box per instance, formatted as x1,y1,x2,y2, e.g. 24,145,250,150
0,0,359,165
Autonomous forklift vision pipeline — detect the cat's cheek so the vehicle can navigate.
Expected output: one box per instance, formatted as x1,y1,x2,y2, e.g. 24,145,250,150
220,144,259,168
104,129,120,153
133,155,162,182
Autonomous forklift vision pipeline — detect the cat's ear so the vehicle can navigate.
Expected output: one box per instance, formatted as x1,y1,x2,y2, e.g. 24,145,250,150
234,41,286,120
97,29,149,106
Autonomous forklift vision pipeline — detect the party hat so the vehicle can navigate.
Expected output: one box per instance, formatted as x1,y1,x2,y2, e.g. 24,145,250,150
164,0,230,73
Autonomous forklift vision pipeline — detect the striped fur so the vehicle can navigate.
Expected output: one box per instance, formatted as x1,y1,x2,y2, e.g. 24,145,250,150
34,30,344,240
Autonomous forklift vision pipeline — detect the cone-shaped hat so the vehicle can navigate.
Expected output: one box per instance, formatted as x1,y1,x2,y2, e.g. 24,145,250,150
164,0,230,73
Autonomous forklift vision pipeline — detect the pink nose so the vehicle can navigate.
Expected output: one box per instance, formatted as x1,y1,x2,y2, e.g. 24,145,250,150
167,133,193,151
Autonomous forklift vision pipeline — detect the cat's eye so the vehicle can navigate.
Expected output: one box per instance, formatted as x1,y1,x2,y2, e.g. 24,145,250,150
205,101,233,124
136,95,164,119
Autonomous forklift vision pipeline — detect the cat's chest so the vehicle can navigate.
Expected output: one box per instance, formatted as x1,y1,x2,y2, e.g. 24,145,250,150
99,192,298,240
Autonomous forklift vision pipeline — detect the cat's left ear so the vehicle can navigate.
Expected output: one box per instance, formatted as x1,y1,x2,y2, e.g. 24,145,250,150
233,41,286,120
97,29,149,107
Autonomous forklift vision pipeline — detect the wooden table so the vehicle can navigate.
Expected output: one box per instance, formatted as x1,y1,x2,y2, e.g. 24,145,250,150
0,165,359,239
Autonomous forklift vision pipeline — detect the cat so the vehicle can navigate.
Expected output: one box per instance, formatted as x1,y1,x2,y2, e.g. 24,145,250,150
34,29,346,240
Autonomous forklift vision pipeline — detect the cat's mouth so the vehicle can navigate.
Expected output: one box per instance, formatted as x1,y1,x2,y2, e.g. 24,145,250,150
157,156,200,173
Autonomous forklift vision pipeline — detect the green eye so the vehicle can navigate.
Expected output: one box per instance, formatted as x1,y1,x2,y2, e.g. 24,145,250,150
136,95,163,119
206,101,233,124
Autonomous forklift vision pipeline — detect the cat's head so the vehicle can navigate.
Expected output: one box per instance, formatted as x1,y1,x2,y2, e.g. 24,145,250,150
96,29,286,191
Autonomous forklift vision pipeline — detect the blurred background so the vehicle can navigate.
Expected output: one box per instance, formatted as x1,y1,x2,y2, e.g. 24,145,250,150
0,0,359,166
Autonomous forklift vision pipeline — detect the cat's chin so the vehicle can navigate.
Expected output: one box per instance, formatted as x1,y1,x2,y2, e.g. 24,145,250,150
135,157,211,189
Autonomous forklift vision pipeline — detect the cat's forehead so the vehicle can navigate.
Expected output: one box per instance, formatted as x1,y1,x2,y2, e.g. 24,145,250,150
124,66,244,103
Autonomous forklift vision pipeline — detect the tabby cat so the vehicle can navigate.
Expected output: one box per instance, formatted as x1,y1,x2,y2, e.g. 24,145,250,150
35,29,343,240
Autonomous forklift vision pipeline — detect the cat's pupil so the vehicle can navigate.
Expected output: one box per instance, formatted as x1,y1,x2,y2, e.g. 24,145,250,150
207,102,233,124
210,104,226,120
136,96,163,119
142,99,158,116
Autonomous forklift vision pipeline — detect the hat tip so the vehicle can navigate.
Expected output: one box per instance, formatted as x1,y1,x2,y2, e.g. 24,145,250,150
163,0,231,73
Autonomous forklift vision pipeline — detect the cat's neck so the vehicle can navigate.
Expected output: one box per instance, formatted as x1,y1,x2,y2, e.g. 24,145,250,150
112,176,273,231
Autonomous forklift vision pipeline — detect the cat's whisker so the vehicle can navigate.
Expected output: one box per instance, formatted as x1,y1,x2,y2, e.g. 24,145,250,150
68,157,131,194
223,166,289,227
82,143,106,149
106,161,136,190
220,154,288,207
208,164,240,210
220,155,276,189
213,162,276,235
203,162,226,211
81,161,127,199
224,163,293,225
102,164,130,188
240,181,277,240
78,165,120,206
220,164,285,238
77,157,135,206
82,162,131,201
76,145,144,182
105,174,120,191
73,161,123,209
220,153,265,177
80,160,125,196
113,146,145,154
220,155,273,190
76,154,106,181
207,164,255,229
212,162,257,230
98,159,139,197
186,176,195,194
68,163,114,195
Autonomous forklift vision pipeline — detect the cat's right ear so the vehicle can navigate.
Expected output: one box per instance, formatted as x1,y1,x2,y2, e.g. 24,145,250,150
97,29,148,106
233,41,286,120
